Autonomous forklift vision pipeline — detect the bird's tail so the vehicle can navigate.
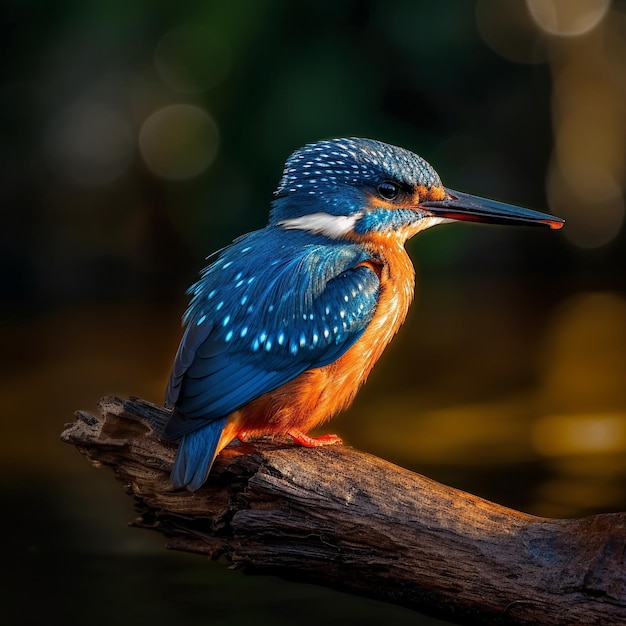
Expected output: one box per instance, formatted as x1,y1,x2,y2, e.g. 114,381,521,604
171,417,228,491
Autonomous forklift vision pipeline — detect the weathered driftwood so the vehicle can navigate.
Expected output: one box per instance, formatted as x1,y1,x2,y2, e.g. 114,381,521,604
61,396,626,626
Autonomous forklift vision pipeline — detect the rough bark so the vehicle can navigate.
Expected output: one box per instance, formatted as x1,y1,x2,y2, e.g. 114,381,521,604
61,396,626,626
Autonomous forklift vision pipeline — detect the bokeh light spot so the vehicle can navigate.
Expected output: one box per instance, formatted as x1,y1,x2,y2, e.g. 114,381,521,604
533,413,626,456
476,0,548,64
139,104,219,181
526,0,611,37
547,165,624,248
45,101,134,185
539,291,626,412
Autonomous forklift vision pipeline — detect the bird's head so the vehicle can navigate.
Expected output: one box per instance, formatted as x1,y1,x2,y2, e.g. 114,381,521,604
270,138,563,242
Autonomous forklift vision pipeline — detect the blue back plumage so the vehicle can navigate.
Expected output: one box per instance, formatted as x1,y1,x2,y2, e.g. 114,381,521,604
164,226,380,440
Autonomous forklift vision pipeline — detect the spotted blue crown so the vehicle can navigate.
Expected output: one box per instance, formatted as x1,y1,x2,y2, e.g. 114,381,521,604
270,137,442,222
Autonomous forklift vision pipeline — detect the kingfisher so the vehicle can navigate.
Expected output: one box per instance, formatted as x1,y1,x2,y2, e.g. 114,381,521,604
163,137,563,491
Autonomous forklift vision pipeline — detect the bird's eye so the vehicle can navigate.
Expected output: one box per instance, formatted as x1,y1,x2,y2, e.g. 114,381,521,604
377,181,400,201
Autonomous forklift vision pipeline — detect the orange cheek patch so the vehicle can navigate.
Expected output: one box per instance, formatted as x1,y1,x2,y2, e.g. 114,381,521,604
414,185,446,203
368,185,447,211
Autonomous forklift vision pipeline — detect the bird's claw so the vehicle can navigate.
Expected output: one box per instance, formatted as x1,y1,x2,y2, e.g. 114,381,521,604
288,429,343,447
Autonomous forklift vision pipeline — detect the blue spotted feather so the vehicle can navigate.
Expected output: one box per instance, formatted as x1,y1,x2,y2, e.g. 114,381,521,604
164,226,380,482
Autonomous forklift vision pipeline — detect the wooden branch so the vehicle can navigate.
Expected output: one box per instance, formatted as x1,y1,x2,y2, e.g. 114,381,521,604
61,397,626,626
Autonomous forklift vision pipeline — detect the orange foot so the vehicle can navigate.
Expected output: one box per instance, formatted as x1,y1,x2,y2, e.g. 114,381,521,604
288,429,343,447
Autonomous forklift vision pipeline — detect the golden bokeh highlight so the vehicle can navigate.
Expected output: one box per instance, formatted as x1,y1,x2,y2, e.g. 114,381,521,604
538,291,626,416
546,18,626,247
526,0,611,37
139,104,219,180
475,1,626,248
532,413,626,456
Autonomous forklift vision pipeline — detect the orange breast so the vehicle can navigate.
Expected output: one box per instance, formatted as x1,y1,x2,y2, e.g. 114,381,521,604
214,235,416,454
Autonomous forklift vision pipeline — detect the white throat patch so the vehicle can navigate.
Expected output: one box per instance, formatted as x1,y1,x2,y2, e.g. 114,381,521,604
413,216,454,233
278,212,363,239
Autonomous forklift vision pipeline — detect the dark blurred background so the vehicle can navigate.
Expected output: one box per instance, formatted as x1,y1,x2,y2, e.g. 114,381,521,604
2,1,626,625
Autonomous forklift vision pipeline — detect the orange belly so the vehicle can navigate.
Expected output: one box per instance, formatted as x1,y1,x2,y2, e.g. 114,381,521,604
215,237,416,455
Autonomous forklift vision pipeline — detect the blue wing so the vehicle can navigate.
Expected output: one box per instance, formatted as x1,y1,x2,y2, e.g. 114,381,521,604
163,226,380,439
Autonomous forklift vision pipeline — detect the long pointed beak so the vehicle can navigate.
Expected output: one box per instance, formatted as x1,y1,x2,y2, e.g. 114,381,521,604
420,189,564,230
